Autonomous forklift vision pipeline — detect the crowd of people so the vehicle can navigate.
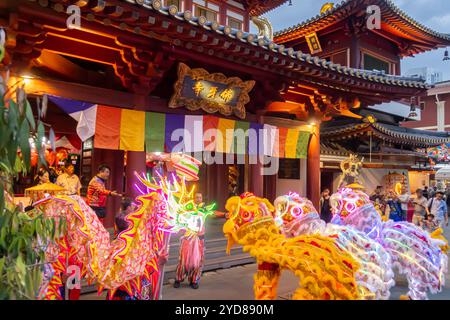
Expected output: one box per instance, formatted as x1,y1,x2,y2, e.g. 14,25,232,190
318,184,450,234
368,184,449,233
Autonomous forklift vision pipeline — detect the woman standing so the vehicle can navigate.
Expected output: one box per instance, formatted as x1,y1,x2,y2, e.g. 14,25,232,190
319,188,332,223
385,192,404,222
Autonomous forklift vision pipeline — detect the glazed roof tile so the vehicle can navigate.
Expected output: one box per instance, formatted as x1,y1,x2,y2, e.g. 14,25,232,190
274,0,450,44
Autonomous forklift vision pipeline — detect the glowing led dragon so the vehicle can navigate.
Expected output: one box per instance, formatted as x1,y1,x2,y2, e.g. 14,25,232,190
330,188,448,300
223,192,361,300
35,172,215,300
273,192,395,300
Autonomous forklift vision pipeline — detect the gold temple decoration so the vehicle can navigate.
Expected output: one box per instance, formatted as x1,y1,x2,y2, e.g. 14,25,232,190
251,16,273,41
320,2,335,15
169,63,255,119
338,154,364,189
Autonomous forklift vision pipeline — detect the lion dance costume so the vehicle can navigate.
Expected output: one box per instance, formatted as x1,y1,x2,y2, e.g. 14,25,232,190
273,192,395,300
223,192,361,300
330,188,448,300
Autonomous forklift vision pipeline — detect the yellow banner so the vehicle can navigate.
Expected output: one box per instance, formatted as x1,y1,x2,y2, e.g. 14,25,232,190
216,118,236,153
120,109,145,151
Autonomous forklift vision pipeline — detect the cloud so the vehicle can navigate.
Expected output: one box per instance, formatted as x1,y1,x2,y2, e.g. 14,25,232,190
429,14,450,29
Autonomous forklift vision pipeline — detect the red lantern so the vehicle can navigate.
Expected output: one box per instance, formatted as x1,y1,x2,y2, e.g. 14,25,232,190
45,149,56,166
31,149,38,167
56,148,69,163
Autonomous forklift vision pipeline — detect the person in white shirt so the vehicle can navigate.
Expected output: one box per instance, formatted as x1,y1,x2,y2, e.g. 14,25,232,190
56,163,82,196
427,191,449,229
397,187,410,221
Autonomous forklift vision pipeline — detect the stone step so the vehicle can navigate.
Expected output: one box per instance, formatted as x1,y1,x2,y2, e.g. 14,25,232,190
166,244,239,265
163,253,255,284
80,239,248,294
168,237,228,252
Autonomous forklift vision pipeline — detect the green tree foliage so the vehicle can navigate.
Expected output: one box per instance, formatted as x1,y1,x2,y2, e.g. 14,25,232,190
0,73,59,300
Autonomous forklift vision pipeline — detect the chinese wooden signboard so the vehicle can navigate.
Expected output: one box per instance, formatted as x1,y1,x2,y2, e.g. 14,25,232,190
305,32,322,55
169,63,255,119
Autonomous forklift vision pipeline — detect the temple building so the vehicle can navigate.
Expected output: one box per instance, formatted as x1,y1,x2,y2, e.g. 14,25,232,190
0,0,442,277
273,0,450,194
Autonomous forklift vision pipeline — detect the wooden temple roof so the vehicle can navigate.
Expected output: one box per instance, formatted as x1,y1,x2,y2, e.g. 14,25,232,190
1,0,430,111
238,0,290,16
321,119,450,147
274,0,450,56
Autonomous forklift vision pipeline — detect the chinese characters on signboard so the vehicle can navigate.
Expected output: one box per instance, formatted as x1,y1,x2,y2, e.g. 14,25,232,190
169,63,255,119
305,32,322,55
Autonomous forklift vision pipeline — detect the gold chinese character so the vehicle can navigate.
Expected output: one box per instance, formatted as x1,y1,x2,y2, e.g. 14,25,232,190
193,81,204,97
207,86,218,99
219,88,234,103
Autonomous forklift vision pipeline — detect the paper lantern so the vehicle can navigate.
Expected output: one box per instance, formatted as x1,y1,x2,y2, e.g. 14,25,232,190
31,149,38,167
45,149,56,166
56,148,69,163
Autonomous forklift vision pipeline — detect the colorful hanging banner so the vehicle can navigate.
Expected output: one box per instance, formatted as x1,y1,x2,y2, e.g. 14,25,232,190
285,129,300,158
145,112,165,153
184,115,204,153
273,127,288,158
248,123,263,156
263,124,277,156
216,118,236,154
233,121,250,155
296,131,311,159
94,105,121,150
52,95,312,158
165,114,185,152
120,109,145,152
203,116,219,152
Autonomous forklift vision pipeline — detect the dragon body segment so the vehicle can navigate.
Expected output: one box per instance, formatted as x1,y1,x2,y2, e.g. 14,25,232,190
36,174,215,299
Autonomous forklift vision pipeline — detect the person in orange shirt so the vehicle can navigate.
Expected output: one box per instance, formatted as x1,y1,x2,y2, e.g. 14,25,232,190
86,164,121,225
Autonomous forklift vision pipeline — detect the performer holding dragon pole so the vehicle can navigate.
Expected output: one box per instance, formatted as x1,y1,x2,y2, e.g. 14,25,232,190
173,192,209,289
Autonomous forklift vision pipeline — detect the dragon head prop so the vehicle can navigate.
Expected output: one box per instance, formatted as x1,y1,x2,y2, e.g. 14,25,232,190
223,192,274,254
134,172,215,236
273,192,324,237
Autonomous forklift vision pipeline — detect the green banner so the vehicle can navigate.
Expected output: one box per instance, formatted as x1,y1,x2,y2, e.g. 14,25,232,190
145,112,166,152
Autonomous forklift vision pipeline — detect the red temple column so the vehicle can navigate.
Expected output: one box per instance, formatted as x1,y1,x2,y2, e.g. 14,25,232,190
249,158,264,197
307,123,321,209
125,151,146,200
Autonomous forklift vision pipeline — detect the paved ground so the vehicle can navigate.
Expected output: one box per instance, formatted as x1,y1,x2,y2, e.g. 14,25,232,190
81,226,450,300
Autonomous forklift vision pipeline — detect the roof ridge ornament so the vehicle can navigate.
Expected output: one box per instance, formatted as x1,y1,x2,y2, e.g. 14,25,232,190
251,16,273,41
320,2,334,15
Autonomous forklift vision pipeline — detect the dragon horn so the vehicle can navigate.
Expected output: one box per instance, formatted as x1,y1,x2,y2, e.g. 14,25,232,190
134,171,160,191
